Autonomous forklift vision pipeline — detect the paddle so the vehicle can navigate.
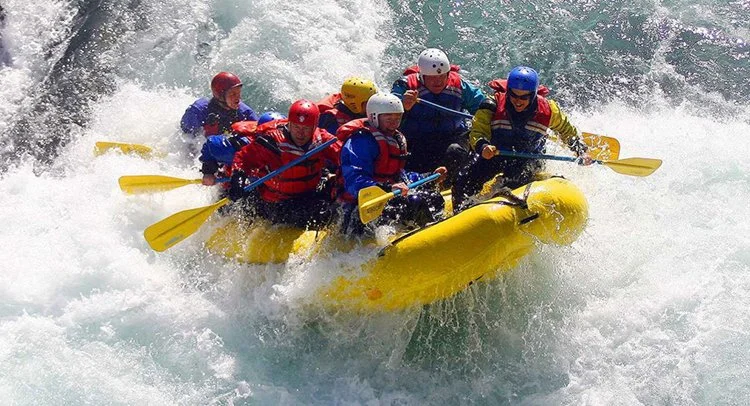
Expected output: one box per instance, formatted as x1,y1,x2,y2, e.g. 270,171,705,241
358,173,441,224
94,141,155,157
548,132,621,161
496,150,662,177
119,175,228,194
393,93,620,160
143,138,337,252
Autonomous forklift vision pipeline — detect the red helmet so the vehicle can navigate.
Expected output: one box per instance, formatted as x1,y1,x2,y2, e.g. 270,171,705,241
211,72,243,100
288,99,320,127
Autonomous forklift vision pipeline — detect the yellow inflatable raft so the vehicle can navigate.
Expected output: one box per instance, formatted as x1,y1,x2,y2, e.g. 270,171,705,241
206,177,588,311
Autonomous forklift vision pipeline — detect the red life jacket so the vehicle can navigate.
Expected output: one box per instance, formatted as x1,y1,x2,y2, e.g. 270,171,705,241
254,126,336,202
318,93,361,129
402,64,462,76
337,119,409,201
488,79,553,153
230,120,258,137
316,93,341,113
231,118,289,139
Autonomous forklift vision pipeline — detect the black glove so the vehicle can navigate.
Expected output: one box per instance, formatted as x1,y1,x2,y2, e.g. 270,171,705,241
568,136,589,156
375,182,392,192
315,169,337,199
200,160,219,175
228,170,249,201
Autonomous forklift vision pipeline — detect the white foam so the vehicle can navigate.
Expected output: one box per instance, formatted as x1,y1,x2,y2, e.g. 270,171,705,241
2,0,750,403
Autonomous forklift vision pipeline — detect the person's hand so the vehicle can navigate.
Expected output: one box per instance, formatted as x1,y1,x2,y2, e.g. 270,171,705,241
391,182,409,196
481,144,498,160
577,151,594,166
228,170,248,201
202,173,216,186
433,166,448,184
402,90,418,111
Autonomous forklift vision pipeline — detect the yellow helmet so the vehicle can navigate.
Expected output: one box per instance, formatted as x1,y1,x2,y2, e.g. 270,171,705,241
340,77,378,114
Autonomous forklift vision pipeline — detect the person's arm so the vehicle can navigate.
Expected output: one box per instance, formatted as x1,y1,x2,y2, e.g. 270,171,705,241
319,130,343,168
318,112,340,136
391,78,409,97
180,99,208,134
238,102,259,121
391,78,418,111
341,133,381,198
548,99,587,155
461,80,486,114
468,98,496,152
198,136,222,175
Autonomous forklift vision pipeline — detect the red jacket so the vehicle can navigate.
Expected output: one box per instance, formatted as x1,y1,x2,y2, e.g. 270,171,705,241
232,125,341,202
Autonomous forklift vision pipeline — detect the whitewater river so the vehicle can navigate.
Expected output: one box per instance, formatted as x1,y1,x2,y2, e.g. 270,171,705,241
1,0,749,404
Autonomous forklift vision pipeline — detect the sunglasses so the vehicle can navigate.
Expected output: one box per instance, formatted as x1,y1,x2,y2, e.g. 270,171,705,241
508,90,533,101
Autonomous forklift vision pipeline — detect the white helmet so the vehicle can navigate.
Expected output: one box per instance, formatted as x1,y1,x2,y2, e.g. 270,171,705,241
366,92,404,128
417,48,450,81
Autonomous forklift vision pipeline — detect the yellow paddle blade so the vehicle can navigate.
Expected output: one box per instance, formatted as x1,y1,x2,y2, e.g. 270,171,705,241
358,186,393,224
119,175,201,194
549,132,620,161
144,198,230,252
581,132,621,161
95,141,154,157
602,157,663,177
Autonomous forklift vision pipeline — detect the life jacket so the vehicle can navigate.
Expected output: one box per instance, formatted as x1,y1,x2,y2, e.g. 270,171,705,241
221,119,289,180
337,118,409,201
230,120,258,138
317,93,362,132
254,125,335,202
399,65,467,139
203,98,244,136
487,79,553,153
316,93,341,113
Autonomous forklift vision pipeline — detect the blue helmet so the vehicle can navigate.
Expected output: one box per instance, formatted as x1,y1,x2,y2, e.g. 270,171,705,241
507,66,539,93
258,111,286,125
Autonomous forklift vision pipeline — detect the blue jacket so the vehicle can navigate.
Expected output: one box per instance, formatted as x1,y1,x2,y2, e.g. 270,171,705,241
198,135,251,175
391,77,484,140
341,132,422,198
181,97,258,136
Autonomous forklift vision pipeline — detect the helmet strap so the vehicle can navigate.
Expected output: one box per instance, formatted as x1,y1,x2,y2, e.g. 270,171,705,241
213,95,231,110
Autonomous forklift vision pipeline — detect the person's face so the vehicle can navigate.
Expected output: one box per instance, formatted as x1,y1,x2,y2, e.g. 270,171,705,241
422,73,449,94
224,87,242,110
508,89,532,112
289,122,315,145
377,113,403,133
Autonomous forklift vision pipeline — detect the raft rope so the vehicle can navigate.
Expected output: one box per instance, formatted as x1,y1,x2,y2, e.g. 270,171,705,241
475,185,531,209
380,182,538,255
